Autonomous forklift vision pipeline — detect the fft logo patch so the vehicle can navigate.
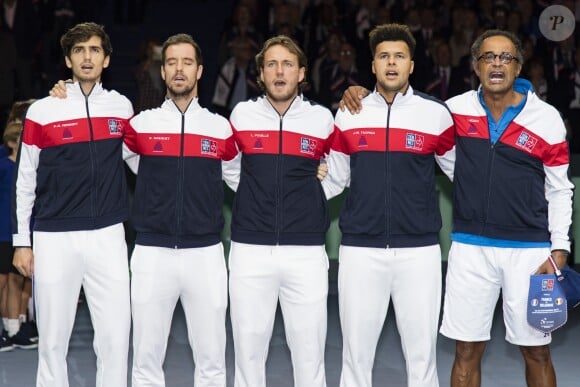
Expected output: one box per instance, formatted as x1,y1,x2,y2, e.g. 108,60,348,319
300,137,317,155
201,139,218,155
405,133,424,151
108,119,123,135
542,279,554,291
516,132,538,152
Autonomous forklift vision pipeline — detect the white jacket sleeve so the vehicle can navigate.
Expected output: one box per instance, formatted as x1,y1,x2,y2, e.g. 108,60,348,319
435,145,456,182
322,148,350,199
122,142,140,174
544,163,574,252
12,141,39,247
222,151,241,192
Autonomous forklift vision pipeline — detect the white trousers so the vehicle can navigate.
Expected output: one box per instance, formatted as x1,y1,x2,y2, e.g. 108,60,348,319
33,223,131,387
440,242,551,346
228,242,329,387
338,244,441,387
130,243,228,387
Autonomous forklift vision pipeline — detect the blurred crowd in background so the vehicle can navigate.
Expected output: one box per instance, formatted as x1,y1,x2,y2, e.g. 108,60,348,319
2,0,580,150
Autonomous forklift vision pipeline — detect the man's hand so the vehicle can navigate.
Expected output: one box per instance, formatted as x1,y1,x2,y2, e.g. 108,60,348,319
535,250,568,274
13,247,34,278
49,79,71,99
317,161,328,181
339,86,369,114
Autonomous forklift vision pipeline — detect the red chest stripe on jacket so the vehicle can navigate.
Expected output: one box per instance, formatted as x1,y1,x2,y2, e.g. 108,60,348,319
500,123,569,166
129,130,235,159
23,117,126,148
453,114,489,139
333,126,440,155
234,129,328,159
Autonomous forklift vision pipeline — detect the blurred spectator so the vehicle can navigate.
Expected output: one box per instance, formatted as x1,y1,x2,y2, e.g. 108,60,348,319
309,0,340,58
517,0,540,42
506,9,525,41
311,29,344,96
212,36,260,117
492,2,508,30
0,32,17,133
218,3,262,66
477,0,495,29
412,6,439,91
448,6,474,66
318,41,363,112
564,47,580,153
270,2,306,47
545,35,576,107
522,37,536,64
435,0,455,37
134,39,164,113
526,57,548,101
115,0,148,24
424,40,469,100
0,0,41,101
354,0,382,41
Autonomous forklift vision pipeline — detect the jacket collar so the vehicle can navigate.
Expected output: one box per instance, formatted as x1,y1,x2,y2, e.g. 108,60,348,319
370,84,414,106
161,97,201,114
260,93,304,117
65,82,104,98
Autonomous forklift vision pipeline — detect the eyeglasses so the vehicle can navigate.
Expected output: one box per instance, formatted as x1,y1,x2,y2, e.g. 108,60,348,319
477,52,519,64
340,50,353,56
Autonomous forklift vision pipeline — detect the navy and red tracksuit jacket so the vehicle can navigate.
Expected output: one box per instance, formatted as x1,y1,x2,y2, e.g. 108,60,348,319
229,94,335,246
12,83,133,247
322,86,456,248
123,98,239,249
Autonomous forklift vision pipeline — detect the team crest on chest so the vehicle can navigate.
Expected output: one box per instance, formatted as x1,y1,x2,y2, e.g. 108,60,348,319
201,138,218,156
515,131,538,152
107,119,123,135
300,137,317,155
405,133,424,151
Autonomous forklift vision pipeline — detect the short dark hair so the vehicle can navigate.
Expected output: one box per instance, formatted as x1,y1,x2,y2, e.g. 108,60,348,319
369,23,416,58
255,35,308,91
61,22,112,58
471,29,524,65
161,33,203,65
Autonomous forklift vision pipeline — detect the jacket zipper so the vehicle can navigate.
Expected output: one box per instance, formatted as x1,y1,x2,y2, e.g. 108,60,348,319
265,96,295,245
174,113,186,248
276,116,283,244
82,84,97,221
482,114,518,231
385,101,392,248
